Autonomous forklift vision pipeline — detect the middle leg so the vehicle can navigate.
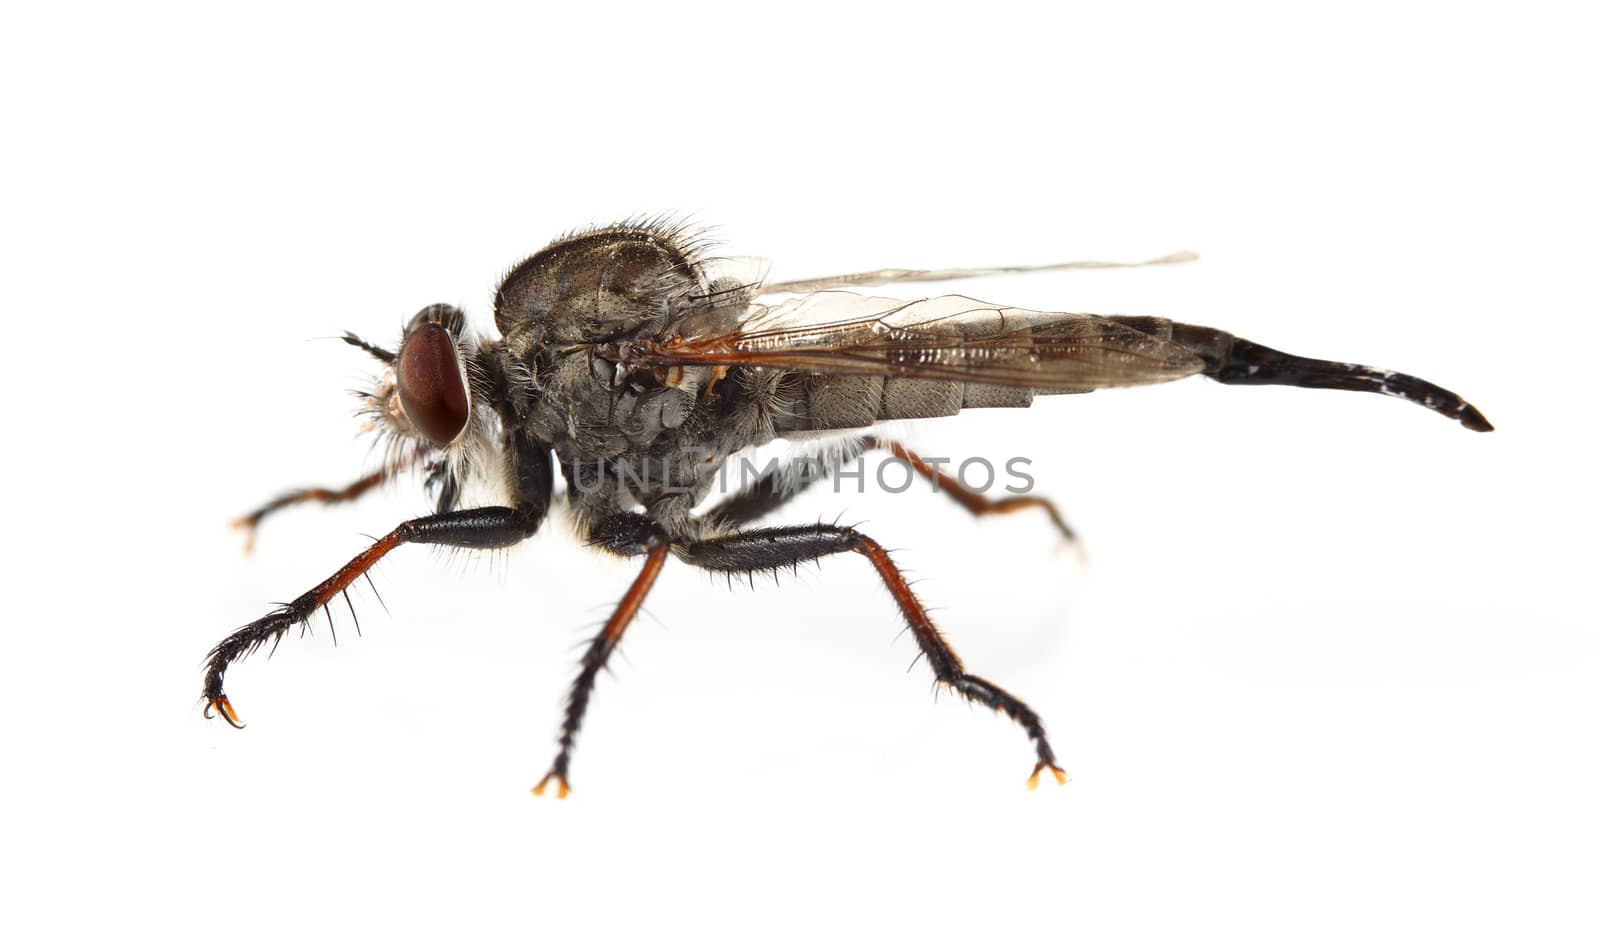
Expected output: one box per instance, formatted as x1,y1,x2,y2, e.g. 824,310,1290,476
680,523,1068,787
229,452,436,551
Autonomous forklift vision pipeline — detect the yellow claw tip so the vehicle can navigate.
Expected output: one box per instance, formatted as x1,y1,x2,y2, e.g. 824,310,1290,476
206,694,245,728
1049,536,1089,566
1028,763,1070,790
532,776,571,799
228,519,258,554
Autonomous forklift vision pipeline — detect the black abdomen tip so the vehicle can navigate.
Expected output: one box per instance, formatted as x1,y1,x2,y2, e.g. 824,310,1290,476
1459,403,1494,433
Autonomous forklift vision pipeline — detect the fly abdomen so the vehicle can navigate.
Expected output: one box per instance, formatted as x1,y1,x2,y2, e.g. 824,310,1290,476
1115,317,1495,432
776,374,1052,432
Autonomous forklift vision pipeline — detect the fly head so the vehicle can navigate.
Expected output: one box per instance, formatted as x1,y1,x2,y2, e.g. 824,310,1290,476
347,303,520,508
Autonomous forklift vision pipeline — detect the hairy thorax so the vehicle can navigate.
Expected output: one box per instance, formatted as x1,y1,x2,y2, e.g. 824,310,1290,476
491,223,775,531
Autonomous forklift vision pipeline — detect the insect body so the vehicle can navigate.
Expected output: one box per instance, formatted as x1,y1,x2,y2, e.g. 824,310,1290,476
203,220,1492,795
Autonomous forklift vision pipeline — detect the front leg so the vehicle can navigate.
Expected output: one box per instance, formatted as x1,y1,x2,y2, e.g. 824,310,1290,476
229,453,433,551
202,506,541,726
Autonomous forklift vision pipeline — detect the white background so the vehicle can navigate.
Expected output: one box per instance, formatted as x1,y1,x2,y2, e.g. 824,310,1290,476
3,2,1595,938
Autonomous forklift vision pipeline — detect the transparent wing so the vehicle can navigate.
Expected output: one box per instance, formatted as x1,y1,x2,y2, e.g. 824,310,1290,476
757,250,1197,295
636,290,1206,391
698,255,772,291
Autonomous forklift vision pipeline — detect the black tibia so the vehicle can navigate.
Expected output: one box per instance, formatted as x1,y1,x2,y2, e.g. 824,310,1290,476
202,507,546,726
1111,317,1495,432
681,523,857,571
680,523,1068,787
536,516,668,798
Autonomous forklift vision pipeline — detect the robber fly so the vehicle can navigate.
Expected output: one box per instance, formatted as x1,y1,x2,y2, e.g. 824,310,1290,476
203,219,1493,796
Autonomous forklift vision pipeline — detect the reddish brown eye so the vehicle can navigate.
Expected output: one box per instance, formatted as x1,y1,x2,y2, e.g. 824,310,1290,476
396,323,470,446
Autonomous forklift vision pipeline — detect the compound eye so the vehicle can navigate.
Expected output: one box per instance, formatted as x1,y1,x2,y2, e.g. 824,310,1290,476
396,323,470,447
